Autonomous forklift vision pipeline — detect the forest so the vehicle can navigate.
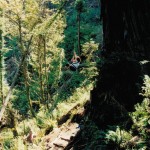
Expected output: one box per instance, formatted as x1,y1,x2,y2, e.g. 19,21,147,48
0,0,150,150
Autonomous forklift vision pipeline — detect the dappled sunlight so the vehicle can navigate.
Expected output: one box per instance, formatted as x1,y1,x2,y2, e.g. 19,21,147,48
1,0,149,149
0,0,101,148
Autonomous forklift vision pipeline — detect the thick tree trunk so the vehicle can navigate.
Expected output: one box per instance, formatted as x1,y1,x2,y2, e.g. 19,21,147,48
101,0,150,59
90,0,150,128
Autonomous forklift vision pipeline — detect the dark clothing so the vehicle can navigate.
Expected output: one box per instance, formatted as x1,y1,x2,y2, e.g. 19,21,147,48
70,65,77,71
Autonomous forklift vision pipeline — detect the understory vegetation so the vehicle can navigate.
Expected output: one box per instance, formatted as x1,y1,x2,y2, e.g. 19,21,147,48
76,75,150,150
0,0,100,149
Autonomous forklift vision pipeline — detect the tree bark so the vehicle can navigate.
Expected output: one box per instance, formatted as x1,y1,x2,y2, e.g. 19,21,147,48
77,12,81,55
38,35,44,104
0,33,3,103
18,19,35,117
101,0,150,59
43,36,49,106
90,0,150,128
0,10,4,103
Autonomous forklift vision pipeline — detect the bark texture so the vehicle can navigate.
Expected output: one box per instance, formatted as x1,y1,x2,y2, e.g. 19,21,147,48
90,0,150,128
101,0,150,59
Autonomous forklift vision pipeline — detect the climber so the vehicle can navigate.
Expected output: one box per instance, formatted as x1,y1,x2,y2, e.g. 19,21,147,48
66,52,81,71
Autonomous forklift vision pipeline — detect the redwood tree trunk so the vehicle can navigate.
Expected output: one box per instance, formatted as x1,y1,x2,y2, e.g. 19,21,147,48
101,0,150,58
90,0,150,128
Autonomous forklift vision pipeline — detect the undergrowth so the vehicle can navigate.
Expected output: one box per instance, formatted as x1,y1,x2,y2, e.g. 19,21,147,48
75,75,150,150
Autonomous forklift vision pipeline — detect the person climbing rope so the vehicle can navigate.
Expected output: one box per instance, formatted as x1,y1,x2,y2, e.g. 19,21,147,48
66,52,81,71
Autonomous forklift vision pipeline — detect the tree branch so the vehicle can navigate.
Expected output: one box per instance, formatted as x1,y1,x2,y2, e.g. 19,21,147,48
0,35,33,122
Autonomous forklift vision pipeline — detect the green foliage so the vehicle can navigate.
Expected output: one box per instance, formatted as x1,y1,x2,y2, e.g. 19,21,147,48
105,126,132,149
36,108,56,129
12,90,29,115
78,119,106,149
49,39,99,114
105,75,150,149
4,36,20,59
128,75,150,149
3,139,13,150
141,75,150,98
62,0,101,58
0,0,101,149
131,100,149,131
104,76,150,149
82,40,99,61
76,75,150,150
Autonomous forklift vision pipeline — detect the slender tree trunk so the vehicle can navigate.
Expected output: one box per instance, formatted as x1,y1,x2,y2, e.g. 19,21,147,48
0,10,4,103
0,54,2,102
23,59,35,117
0,35,3,103
0,35,33,121
38,35,44,104
18,19,35,117
43,36,49,105
77,12,81,55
